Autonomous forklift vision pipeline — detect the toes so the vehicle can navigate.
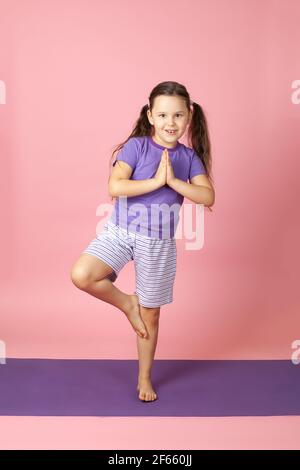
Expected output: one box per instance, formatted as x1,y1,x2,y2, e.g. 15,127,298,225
137,329,147,338
139,393,157,401
137,387,157,402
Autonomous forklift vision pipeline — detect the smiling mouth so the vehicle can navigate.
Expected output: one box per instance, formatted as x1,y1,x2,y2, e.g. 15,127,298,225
165,130,177,134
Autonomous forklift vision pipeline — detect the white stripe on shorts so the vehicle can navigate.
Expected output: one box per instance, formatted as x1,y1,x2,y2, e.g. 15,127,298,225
82,220,177,308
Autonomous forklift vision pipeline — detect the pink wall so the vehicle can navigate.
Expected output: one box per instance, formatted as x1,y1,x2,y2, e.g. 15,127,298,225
1,0,300,359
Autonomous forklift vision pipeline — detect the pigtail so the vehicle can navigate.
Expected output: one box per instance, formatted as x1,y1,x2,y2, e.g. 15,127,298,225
188,102,213,185
107,104,152,202
188,101,214,212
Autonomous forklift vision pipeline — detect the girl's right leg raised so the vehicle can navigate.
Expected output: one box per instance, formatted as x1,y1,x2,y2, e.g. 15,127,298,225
70,253,148,338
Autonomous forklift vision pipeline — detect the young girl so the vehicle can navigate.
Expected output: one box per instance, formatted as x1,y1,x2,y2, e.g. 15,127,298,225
70,81,215,403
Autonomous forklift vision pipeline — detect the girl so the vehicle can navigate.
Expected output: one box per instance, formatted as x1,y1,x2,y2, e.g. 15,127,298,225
70,81,215,402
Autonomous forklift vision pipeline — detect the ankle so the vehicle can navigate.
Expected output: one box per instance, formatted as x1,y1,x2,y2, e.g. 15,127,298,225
123,294,133,314
138,373,151,380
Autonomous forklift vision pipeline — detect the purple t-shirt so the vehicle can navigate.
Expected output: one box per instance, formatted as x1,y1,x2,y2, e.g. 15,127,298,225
109,135,206,239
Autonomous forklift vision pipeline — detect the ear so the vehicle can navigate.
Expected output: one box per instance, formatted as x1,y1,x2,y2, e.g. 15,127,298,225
147,109,153,126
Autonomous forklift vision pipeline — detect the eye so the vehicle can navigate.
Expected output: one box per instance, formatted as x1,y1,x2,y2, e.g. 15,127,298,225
159,114,183,117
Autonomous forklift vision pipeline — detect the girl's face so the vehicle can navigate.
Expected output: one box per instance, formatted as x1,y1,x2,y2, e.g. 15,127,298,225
147,95,192,148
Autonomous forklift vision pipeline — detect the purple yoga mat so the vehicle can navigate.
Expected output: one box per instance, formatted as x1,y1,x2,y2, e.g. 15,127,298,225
0,359,299,416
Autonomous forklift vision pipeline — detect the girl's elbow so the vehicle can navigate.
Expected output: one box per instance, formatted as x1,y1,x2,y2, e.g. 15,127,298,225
108,182,119,198
207,192,215,208
197,192,215,207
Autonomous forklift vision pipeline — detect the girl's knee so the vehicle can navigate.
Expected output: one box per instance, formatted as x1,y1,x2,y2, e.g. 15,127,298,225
70,265,92,290
140,306,161,320
71,254,115,289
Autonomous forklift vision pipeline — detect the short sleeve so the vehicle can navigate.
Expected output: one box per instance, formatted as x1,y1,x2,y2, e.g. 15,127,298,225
112,137,138,171
189,150,206,180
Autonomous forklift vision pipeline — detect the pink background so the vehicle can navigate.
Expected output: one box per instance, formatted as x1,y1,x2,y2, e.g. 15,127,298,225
1,1,300,359
1,0,300,452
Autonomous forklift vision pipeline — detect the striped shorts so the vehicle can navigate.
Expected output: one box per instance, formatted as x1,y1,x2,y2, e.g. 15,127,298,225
82,220,177,308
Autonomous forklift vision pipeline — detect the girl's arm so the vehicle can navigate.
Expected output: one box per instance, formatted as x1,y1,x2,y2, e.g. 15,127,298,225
109,161,161,198
168,174,215,207
110,178,160,198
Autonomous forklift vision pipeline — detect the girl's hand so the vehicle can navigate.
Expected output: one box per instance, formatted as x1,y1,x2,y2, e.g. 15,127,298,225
154,149,167,187
166,150,176,185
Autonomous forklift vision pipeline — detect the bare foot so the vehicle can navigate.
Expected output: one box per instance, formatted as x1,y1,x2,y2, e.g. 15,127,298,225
137,377,158,402
124,294,148,339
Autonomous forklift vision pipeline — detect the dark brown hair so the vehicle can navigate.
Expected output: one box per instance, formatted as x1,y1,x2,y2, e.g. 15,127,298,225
108,81,214,207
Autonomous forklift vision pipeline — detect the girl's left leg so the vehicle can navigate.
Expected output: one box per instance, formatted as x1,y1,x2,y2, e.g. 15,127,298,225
136,305,161,401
